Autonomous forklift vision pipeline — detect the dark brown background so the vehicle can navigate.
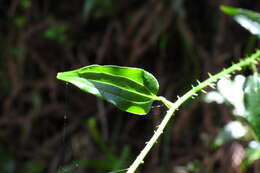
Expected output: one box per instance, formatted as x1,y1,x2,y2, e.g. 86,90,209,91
0,0,259,172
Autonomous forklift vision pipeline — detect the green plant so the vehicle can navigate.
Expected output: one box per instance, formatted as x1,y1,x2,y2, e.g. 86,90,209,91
220,5,260,38
57,50,260,173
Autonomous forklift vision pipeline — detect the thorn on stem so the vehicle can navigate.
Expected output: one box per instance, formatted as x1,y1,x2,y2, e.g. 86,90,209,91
201,89,207,94
224,74,231,78
208,83,215,89
236,66,242,71
252,60,258,64
193,93,198,96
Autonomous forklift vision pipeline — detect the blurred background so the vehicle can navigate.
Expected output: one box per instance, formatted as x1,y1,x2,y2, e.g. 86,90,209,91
0,0,260,173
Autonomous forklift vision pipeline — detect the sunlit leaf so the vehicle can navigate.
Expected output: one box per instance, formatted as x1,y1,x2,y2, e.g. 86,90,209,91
243,74,260,140
57,65,159,115
221,6,260,38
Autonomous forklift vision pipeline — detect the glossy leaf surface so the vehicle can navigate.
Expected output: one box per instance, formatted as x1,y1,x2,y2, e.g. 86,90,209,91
57,65,159,115
244,74,260,140
221,6,260,38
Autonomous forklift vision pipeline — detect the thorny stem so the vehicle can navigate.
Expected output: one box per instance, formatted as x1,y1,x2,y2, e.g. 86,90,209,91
126,50,260,173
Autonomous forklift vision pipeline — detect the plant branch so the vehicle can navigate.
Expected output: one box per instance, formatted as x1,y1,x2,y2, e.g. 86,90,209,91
127,50,260,173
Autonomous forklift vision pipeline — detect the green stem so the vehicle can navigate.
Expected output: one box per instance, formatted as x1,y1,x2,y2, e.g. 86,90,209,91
127,101,175,173
156,96,174,109
126,50,260,173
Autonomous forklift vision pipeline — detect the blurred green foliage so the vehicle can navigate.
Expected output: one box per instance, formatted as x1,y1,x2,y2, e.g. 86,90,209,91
19,0,31,9
0,151,15,173
20,160,46,173
242,146,260,168
58,117,131,172
244,74,260,140
83,0,114,18
43,25,68,44
14,16,26,27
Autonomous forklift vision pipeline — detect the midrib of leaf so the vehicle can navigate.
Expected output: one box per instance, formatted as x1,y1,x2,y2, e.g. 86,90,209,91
78,71,155,96
78,65,159,94
59,74,157,102
87,80,156,102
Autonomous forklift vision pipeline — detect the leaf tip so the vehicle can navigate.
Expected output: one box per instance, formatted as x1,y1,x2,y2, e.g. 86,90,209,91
56,72,62,79
220,5,236,16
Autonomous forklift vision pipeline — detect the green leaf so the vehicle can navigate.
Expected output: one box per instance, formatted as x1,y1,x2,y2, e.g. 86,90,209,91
242,141,260,168
220,6,260,38
244,74,260,140
57,65,159,115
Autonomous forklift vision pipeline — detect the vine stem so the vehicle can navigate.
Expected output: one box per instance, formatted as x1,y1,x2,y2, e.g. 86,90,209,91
126,50,260,173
